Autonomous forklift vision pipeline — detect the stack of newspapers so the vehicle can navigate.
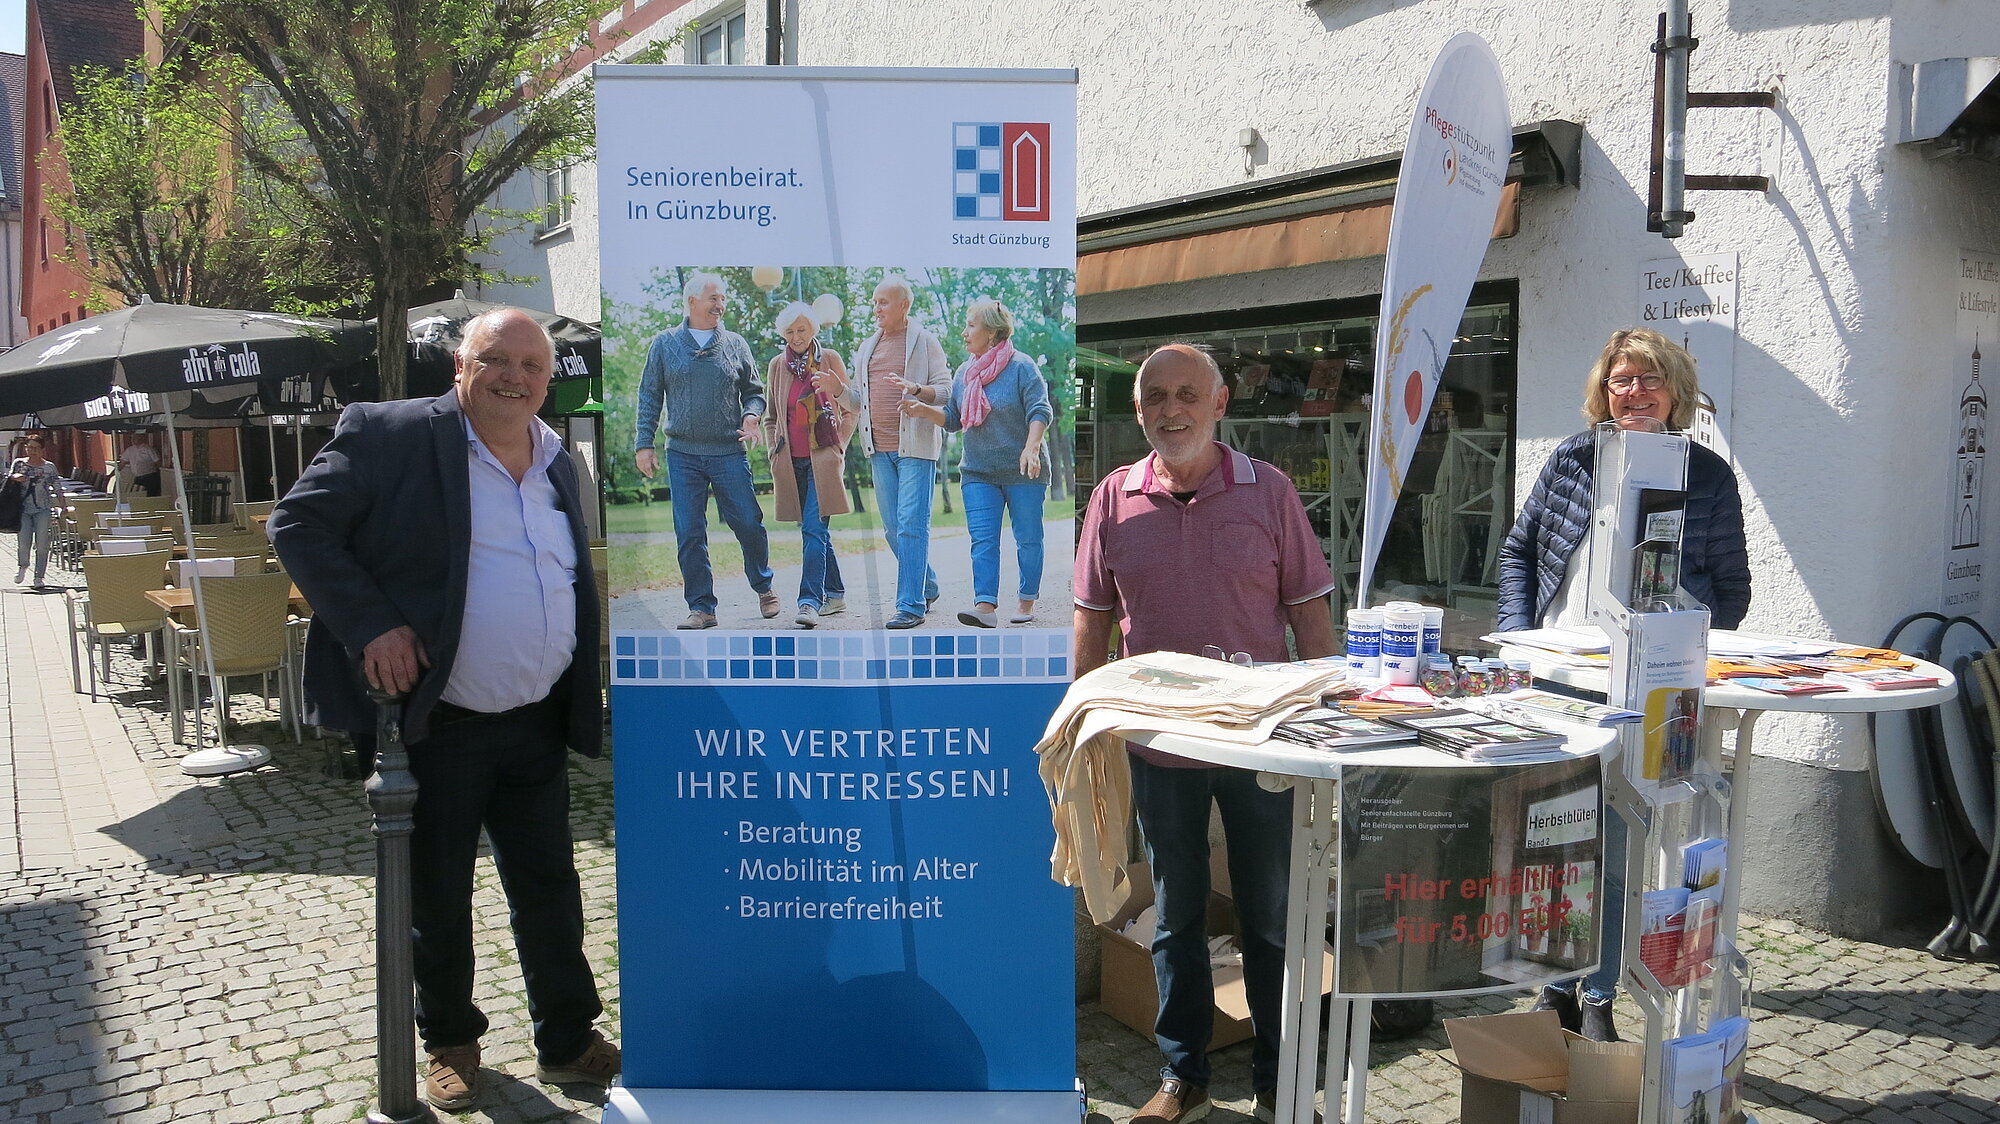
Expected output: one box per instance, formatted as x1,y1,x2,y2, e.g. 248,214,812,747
1039,651,1351,753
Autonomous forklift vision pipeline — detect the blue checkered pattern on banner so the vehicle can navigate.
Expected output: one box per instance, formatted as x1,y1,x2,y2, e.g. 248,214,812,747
953,123,1004,220
612,630,1071,684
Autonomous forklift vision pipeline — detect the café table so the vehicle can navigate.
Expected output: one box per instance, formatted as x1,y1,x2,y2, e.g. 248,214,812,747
1496,632,1955,963
1122,723,1617,1124
144,584,311,744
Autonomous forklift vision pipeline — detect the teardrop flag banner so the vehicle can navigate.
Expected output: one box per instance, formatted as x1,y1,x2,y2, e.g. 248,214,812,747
1359,33,1513,603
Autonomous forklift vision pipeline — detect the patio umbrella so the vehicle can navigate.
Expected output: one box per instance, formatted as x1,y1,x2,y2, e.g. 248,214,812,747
0,297,372,416
0,298,369,779
406,290,600,383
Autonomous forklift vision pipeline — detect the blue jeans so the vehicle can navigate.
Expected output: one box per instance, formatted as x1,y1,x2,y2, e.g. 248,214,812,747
870,452,938,616
667,450,773,614
15,508,52,583
1582,803,1627,1002
790,457,844,610
960,478,1045,606
1128,755,1292,1092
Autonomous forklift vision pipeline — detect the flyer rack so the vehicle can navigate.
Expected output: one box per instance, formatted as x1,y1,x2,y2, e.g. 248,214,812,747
1584,421,1755,1124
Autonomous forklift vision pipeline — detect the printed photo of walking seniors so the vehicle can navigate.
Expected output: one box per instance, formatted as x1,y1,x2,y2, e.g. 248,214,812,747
601,265,1077,632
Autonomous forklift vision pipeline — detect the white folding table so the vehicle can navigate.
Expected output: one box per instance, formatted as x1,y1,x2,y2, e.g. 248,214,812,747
1124,724,1617,1124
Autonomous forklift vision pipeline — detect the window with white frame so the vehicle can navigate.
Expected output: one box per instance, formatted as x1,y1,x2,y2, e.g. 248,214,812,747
693,8,747,65
538,164,573,234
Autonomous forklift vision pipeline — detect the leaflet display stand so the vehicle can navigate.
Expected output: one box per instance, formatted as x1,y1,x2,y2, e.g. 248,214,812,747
1581,422,1753,1124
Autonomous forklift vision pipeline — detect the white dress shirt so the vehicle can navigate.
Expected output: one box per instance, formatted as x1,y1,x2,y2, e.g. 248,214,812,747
441,416,580,713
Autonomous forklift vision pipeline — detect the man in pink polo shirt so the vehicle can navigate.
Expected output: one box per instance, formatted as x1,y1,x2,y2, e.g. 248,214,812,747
1075,343,1336,1124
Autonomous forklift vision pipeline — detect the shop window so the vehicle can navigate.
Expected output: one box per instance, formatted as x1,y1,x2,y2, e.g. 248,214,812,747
1080,284,1518,648
692,8,747,65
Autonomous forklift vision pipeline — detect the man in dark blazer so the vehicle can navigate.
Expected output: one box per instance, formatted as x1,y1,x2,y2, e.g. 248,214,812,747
270,309,615,1111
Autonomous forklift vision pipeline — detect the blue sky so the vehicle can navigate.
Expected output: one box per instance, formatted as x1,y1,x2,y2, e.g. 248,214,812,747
3,1,22,56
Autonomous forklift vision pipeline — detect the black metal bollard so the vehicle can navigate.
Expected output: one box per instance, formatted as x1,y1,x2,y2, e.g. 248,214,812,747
365,690,430,1124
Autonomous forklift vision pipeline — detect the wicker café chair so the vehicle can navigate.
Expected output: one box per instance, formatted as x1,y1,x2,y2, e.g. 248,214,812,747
121,495,176,514
66,550,172,698
95,534,176,557
58,496,118,567
191,532,270,561
171,572,299,748
233,499,277,532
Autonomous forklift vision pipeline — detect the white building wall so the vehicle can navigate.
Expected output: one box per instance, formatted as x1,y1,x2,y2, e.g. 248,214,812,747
480,0,2000,775
479,0,768,321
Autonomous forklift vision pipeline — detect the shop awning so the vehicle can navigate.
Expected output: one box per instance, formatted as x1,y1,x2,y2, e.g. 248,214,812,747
1077,120,1582,296
1900,58,2000,160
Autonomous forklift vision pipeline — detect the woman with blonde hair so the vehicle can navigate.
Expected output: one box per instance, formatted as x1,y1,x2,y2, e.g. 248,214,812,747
764,302,859,629
1498,327,1750,1043
902,298,1052,627
1499,327,1747,632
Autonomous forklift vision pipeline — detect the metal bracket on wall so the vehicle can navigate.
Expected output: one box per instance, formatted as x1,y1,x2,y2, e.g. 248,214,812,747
1648,4,1778,238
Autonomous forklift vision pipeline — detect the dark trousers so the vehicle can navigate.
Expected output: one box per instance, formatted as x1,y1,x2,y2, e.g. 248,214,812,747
1129,755,1294,1092
400,698,601,1063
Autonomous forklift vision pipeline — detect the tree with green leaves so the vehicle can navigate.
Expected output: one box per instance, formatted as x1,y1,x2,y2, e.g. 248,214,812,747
161,0,608,399
47,55,354,312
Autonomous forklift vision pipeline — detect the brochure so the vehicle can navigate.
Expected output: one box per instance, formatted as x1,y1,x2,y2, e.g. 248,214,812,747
1481,625,1612,654
1662,1016,1751,1124
1682,837,1727,890
1827,667,1942,691
1734,676,1847,696
1637,887,1690,987
1620,611,1708,792
1270,709,1415,752
1631,488,1686,608
1467,688,1644,729
1378,709,1567,759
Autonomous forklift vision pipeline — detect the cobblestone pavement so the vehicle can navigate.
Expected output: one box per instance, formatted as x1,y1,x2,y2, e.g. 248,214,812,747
4,562,1999,1122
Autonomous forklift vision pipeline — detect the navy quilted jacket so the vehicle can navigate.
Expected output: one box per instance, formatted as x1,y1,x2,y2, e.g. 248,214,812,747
1497,431,1751,631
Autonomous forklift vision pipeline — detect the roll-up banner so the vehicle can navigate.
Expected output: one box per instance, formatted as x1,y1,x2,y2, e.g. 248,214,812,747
1359,33,1512,602
596,67,1079,1123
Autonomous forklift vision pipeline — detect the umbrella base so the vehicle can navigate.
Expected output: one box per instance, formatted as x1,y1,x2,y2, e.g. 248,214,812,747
180,743,273,777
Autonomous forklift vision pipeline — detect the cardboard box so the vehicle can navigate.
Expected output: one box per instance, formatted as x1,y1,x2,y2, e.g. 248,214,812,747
1445,1010,1642,1124
1097,859,1335,1051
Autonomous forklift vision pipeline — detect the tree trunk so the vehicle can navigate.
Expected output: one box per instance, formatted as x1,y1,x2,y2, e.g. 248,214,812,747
373,271,414,402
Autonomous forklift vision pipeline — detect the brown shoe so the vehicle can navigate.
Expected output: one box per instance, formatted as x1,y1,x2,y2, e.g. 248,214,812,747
758,590,781,618
1254,1087,1323,1124
536,1030,621,1086
678,611,718,630
1136,1078,1209,1123
424,1043,481,1111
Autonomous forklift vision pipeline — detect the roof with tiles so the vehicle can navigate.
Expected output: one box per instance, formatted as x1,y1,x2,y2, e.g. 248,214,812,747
40,0,144,104
0,53,22,209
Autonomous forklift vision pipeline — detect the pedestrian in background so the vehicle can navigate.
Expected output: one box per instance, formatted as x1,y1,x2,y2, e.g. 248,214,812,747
10,436,62,588
119,439,161,497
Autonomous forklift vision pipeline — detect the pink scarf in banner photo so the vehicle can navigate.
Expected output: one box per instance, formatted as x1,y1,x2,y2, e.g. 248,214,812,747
958,340,1017,429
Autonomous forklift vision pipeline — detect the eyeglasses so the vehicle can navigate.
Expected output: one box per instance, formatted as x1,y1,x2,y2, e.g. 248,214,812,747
1604,373,1667,393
